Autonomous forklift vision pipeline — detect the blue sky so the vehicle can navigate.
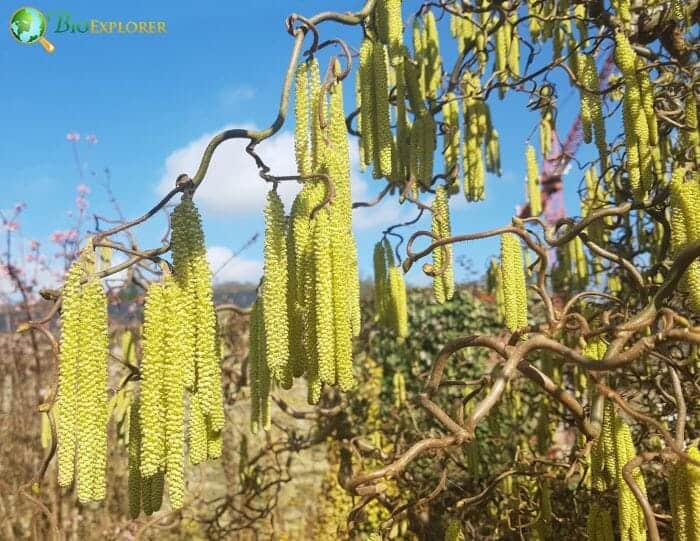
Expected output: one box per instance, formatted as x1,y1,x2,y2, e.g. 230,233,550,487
2,0,599,288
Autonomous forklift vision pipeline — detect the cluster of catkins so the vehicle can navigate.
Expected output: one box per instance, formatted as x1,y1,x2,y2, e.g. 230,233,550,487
669,167,700,311
133,197,224,514
495,233,528,332
57,239,109,503
248,54,361,431
373,239,408,337
614,31,662,200
356,1,502,202
589,400,648,541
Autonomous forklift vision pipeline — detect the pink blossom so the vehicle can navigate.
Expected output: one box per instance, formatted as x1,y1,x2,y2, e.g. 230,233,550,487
50,231,67,243
66,230,78,242
38,255,46,264
76,197,88,210
4,221,19,232
77,183,91,195
25,254,35,263
66,131,80,142
85,134,98,144
29,240,40,250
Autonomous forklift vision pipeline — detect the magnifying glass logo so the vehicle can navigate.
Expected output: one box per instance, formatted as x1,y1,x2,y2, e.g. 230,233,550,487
9,6,55,53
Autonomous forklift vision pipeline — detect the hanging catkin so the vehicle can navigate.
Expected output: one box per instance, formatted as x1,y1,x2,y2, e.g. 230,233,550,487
372,40,394,178
614,31,651,199
669,167,700,310
262,190,291,386
78,275,109,502
442,93,460,181
388,265,409,338
139,282,167,478
374,241,389,326
57,261,82,488
526,144,542,215
128,399,142,519
668,446,700,541
423,11,442,100
294,60,312,177
249,298,271,433
171,197,225,424
57,241,109,503
499,233,528,331
431,186,455,303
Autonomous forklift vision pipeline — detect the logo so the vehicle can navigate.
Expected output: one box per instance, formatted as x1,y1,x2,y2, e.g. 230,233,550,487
9,6,55,53
9,7,167,53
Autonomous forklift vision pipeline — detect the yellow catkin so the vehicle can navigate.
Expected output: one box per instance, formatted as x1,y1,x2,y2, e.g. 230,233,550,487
76,275,108,503
388,265,409,337
442,93,460,181
262,190,291,386
669,167,700,310
312,208,336,385
294,61,312,177
392,372,406,407
614,416,647,541
614,32,651,199
500,233,528,331
486,128,501,176
668,457,690,541
139,283,167,478
394,56,410,184
128,399,142,519
359,39,375,172
162,276,187,508
508,10,520,78
310,58,329,172
432,200,445,304
680,93,699,166
495,17,508,99
385,0,403,64
412,18,427,102
526,144,542,215
328,67,361,348
287,186,312,378
461,73,488,201
171,197,225,435
249,298,271,433
374,241,389,326
372,40,394,178
444,520,465,541
57,261,82,487
487,258,506,322
685,447,700,538
635,58,657,147
440,196,455,302
423,11,442,100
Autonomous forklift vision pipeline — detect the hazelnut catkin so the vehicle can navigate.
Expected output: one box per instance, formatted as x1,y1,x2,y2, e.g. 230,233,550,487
128,399,142,519
526,144,542,216
262,190,291,386
76,271,109,503
57,260,82,487
294,61,312,178
139,282,167,478
499,233,528,332
669,167,700,310
171,197,225,433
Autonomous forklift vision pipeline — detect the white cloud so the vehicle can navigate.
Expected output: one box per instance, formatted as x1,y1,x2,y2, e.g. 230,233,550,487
207,245,262,284
157,126,300,216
